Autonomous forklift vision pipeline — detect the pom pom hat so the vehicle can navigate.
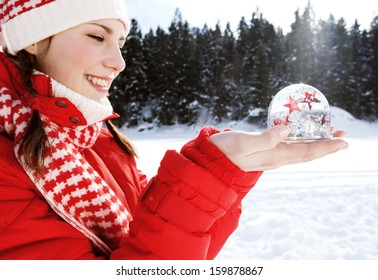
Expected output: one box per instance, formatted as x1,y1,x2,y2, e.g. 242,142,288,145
0,0,130,55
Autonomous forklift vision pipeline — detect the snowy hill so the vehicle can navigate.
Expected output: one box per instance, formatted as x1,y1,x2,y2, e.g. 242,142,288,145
125,106,378,140
331,106,378,138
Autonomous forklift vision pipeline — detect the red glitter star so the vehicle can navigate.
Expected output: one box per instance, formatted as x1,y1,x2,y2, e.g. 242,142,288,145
284,96,301,114
273,116,289,125
321,114,330,125
302,91,320,109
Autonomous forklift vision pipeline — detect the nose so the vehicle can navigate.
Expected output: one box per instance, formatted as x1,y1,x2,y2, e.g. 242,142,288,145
104,45,126,73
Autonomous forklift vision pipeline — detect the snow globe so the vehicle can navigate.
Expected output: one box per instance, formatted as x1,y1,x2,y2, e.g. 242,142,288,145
268,83,332,141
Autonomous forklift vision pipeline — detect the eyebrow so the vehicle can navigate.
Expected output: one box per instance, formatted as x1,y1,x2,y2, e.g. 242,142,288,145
87,23,126,42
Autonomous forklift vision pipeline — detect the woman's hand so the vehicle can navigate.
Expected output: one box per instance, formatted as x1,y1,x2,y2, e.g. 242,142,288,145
209,125,348,171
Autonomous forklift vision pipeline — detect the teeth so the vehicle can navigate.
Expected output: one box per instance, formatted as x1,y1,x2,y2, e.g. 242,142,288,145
85,75,109,87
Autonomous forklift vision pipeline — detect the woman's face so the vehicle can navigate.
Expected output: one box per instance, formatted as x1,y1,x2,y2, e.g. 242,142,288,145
32,19,126,102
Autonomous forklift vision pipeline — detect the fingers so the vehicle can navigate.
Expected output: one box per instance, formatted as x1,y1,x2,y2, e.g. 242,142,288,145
283,139,348,164
332,129,346,138
242,125,291,155
209,125,289,157
210,126,348,172
243,138,348,171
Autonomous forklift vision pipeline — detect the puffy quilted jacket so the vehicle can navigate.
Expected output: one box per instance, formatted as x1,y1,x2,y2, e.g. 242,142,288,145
0,51,263,259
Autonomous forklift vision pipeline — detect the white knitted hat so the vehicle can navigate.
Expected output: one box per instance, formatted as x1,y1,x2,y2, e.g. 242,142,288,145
0,0,130,55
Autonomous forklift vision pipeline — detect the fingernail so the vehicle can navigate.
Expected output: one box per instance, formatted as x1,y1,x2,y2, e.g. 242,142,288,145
278,125,291,139
341,142,349,150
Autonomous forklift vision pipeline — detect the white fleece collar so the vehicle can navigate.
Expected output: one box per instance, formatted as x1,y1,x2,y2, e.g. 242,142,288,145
51,79,115,126
33,70,116,127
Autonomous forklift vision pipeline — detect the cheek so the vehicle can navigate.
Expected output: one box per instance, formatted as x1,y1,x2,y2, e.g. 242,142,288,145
43,40,97,85
59,40,96,71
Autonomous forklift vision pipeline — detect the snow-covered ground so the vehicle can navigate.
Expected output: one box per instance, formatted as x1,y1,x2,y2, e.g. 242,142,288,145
122,107,378,260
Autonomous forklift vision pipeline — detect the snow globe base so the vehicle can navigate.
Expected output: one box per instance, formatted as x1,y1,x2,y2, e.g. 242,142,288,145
268,84,332,142
283,135,333,143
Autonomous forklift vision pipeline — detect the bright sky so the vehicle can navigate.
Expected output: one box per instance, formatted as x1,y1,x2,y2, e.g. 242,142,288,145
125,0,376,34
171,0,376,33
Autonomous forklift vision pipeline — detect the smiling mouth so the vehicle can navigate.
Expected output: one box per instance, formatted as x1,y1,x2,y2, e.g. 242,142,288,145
85,75,110,89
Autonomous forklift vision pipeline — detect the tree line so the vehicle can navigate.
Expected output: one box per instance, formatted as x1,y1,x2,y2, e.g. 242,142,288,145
109,4,378,128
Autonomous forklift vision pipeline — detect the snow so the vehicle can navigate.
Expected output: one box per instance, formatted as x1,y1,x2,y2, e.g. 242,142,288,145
122,106,378,260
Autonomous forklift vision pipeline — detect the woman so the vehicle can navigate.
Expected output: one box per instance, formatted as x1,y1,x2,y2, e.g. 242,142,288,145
0,0,347,259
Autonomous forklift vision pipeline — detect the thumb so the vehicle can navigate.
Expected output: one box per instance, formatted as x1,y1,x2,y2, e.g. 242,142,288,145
244,125,291,155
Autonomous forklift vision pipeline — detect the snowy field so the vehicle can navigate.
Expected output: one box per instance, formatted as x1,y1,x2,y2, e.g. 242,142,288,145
123,107,378,260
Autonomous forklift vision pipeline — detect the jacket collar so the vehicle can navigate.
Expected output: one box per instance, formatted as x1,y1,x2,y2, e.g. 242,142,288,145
35,70,118,127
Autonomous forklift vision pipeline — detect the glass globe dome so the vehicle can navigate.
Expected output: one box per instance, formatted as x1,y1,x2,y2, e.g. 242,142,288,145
268,84,331,141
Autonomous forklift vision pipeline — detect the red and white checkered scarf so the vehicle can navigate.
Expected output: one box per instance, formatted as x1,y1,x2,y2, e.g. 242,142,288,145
0,53,131,255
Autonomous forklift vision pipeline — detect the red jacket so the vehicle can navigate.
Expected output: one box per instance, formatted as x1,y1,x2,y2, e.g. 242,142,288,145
0,51,263,259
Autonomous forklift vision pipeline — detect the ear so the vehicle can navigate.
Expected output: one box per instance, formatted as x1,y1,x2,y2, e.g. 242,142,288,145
24,43,39,55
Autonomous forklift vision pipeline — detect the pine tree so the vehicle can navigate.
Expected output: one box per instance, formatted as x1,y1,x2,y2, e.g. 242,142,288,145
233,12,280,123
143,27,173,125
231,16,250,120
331,18,353,110
314,16,337,102
313,16,352,110
249,13,280,118
110,19,147,127
347,21,365,118
285,5,316,83
112,5,378,126
195,22,239,123
167,10,202,124
221,23,239,121
367,16,378,119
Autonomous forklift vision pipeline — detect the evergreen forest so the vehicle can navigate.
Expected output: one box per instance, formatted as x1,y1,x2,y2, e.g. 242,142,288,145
109,4,378,128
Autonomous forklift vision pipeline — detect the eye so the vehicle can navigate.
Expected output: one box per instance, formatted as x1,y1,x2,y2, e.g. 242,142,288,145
88,34,104,42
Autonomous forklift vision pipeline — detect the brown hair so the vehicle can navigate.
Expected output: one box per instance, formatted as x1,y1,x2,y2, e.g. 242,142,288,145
13,50,136,175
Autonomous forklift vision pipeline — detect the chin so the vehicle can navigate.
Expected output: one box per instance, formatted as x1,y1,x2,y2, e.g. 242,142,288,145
89,94,110,105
